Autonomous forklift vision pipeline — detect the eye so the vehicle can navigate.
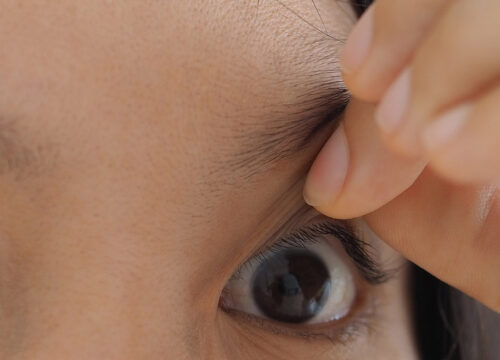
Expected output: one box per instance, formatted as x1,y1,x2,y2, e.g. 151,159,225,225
220,236,356,325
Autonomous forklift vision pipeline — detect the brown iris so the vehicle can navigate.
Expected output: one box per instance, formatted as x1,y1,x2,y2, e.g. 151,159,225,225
251,249,331,323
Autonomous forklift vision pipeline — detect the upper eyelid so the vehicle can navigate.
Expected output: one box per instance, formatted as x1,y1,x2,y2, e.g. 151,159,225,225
311,221,391,285
239,215,390,285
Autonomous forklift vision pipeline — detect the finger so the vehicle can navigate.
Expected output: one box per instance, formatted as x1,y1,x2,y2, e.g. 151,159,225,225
304,99,426,219
423,84,500,183
375,0,500,157
366,170,500,313
341,0,449,102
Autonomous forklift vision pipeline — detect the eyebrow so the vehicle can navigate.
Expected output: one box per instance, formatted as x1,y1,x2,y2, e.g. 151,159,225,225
220,5,363,178
225,76,350,179
220,0,376,180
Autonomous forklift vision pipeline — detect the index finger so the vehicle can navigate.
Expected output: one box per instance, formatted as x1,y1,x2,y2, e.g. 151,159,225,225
342,0,449,102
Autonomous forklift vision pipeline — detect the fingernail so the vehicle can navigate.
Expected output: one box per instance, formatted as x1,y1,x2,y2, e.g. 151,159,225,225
422,104,471,151
375,68,411,134
304,124,349,207
341,5,375,74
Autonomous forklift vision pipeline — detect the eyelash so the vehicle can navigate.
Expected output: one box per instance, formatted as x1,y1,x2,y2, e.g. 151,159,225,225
221,219,385,342
230,220,387,285
229,228,322,281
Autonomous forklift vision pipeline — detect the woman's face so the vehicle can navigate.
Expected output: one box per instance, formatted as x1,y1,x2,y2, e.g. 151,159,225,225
0,1,417,359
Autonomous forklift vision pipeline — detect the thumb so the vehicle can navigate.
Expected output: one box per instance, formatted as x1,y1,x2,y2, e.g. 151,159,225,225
365,171,500,312
304,99,425,219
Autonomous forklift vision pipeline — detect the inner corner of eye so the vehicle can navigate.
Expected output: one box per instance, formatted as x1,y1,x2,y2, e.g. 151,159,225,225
219,236,357,327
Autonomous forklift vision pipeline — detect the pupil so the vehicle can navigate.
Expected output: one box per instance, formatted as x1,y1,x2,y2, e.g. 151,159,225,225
251,249,331,323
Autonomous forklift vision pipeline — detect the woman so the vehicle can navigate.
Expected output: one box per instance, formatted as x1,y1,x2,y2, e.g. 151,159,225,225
0,0,498,358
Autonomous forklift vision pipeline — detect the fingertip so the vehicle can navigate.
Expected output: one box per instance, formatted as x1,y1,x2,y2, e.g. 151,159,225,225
422,104,471,152
341,5,375,75
375,68,412,135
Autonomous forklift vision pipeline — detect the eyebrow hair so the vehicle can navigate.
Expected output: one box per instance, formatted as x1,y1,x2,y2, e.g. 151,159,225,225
224,75,350,179
218,2,364,179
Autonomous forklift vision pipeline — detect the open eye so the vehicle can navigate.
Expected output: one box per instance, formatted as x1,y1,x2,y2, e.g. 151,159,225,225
220,237,356,325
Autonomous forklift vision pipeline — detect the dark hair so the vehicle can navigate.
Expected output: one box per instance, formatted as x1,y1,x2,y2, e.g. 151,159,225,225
412,265,500,359
351,0,375,17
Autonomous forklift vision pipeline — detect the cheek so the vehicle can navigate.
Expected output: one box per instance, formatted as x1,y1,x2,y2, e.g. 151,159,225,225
0,202,222,358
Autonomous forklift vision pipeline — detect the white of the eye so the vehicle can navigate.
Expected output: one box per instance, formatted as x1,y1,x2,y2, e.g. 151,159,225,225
223,238,356,324
304,240,355,323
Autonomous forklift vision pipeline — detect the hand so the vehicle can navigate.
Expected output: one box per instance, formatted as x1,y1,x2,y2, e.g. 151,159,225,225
303,0,500,312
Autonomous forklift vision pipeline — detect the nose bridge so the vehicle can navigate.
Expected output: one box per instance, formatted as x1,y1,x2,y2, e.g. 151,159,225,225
0,235,203,360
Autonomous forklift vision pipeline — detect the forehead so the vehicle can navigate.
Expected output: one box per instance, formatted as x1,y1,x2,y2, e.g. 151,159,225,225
0,0,354,186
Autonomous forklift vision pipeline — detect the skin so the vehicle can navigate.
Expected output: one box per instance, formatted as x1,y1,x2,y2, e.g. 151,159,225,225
304,0,500,313
0,1,417,359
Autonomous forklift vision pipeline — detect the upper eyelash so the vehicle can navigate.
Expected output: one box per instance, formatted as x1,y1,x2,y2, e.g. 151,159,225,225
229,223,322,280
230,219,389,285
310,222,390,284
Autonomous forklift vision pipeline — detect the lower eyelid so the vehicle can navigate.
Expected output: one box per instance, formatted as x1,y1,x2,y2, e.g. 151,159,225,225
220,288,378,343
220,244,382,343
